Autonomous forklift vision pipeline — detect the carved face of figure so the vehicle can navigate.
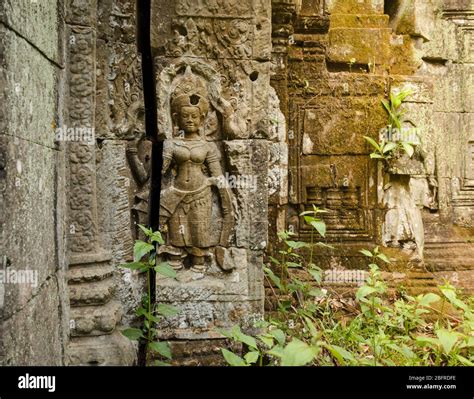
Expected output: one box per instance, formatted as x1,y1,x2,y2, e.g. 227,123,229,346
176,106,203,134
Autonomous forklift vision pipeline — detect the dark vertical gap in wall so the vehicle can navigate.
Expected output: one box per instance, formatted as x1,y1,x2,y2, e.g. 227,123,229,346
137,0,162,366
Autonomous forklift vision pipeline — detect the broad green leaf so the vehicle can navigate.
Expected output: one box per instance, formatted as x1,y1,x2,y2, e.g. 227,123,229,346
267,345,285,359
136,307,160,323
359,249,373,257
279,339,317,366
387,343,416,360
221,349,247,366
286,262,301,268
440,287,468,311
259,334,274,348
370,153,384,159
417,293,441,307
436,329,459,355
119,261,147,271
155,262,177,278
136,307,147,317
397,89,414,103
232,325,258,350
309,269,322,284
244,351,260,364
269,329,286,346
138,224,152,237
415,335,439,347
133,241,154,262
310,220,326,238
269,256,280,265
156,303,180,318
150,231,165,245
390,91,401,109
376,253,390,263
401,142,414,157
154,360,171,366
363,136,381,152
264,267,283,291
382,142,397,154
218,329,233,339
327,344,356,365
286,240,307,249
456,355,474,366
356,285,377,301
149,341,172,359
121,328,144,341
381,99,391,115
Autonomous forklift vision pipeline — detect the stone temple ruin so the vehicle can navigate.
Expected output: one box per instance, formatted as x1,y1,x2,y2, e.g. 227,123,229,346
1,0,473,365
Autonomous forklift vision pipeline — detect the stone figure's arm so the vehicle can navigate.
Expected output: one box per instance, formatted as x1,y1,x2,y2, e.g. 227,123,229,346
215,97,246,138
126,140,149,185
162,140,173,175
206,143,233,245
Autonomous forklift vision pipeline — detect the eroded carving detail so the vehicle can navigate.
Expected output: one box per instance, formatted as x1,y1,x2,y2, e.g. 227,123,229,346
175,0,252,17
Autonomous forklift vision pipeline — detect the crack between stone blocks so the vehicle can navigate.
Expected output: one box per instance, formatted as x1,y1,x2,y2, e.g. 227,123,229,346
0,271,59,323
0,20,64,69
0,132,60,151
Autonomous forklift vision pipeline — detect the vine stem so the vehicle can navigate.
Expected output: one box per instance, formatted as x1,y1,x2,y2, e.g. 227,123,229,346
146,267,152,365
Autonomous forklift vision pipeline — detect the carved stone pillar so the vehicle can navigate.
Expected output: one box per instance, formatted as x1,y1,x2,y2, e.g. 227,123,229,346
64,0,134,365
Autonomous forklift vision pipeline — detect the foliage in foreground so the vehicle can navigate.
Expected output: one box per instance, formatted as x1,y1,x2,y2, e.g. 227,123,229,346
220,208,474,366
119,225,180,365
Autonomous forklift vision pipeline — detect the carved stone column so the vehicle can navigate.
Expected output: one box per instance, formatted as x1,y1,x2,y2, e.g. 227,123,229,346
64,0,134,365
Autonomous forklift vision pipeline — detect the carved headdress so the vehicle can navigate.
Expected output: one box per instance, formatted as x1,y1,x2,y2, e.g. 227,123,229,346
171,66,210,117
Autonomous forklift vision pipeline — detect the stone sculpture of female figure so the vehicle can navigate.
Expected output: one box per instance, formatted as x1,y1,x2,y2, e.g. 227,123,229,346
159,67,233,273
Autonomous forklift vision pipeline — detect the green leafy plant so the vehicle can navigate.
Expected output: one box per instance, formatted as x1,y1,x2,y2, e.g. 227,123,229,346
219,324,318,366
265,206,332,316
119,225,180,365
364,88,418,161
221,219,474,366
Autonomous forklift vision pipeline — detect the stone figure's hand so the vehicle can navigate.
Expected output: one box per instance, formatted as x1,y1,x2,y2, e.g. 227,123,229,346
428,175,438,188
126,138,140,154
217,97,234,118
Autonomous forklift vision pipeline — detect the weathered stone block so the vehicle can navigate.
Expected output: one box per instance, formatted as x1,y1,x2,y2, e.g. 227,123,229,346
1,277,66,365
326,0,384,14
463,64,474,112
421,16,460,62
330,14,389,29
0,0,60,63
224,140,269,249
156,247,263,339
327,27,391,65
0,134,58,318
298,96,386,156
432,63,465,113
0,26,58,147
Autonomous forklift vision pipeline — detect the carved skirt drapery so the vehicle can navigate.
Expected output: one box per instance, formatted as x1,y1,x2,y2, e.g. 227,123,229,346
160,183,212,249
